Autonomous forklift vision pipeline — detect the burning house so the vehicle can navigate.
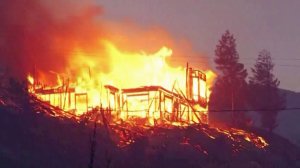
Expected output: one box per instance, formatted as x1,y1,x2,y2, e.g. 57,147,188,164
104,66,207,125
4,2,295,167
28,62,209,125
23,47,269,152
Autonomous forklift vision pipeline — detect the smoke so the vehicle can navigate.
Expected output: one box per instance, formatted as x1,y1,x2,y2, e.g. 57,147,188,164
0,0,105,78
0,0,210,83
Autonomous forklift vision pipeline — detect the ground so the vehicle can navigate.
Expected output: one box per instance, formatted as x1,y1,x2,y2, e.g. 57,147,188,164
0,85,299,168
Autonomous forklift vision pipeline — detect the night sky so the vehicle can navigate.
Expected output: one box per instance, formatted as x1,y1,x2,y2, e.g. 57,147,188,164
98,0,300,91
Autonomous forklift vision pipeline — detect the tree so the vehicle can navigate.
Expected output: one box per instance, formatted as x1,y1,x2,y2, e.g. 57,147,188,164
249,50,285,132
209,30,248,127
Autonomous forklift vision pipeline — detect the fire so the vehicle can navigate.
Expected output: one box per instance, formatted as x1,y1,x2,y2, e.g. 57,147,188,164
27,39,216,123
214,128,269,149
69,40,186,114
27,75,34,85
2,0,270,152
99,40,185,90
25,40,269,150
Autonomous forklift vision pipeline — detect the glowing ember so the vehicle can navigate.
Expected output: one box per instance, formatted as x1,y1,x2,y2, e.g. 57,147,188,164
215,128,269,149
24,37,268,150
27,40,216,125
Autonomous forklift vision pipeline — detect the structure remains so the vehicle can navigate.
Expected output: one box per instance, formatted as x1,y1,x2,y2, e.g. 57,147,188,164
28,64,208,125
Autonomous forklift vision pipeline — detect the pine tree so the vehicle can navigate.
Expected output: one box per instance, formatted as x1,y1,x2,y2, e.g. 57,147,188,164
209,30,248,127
249,50,285,132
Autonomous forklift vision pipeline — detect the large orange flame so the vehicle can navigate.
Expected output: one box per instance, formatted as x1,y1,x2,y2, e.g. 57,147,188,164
27,39,216,121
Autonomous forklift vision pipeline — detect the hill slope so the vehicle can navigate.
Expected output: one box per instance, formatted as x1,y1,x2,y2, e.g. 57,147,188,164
0,86,300,168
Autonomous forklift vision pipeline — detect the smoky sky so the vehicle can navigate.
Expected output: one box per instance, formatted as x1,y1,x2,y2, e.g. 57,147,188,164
0,0,104,78
98,0,300,91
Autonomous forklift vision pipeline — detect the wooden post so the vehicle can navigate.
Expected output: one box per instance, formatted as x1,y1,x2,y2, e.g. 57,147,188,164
53,94,56,107
116,93,119,120
163,94,166,120
186,62,189,98
155,92,157,119
59,91,62,109
126,99,129,120
197,73,200,102
74,94,77,112
187,106,190,123
147,91,150,118
86,94,88,112
68,91,71,108
63,78,69,110
159,91,162,121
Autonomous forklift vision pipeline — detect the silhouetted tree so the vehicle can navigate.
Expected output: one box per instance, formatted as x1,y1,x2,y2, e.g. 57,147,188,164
249,50,285,132
209,30,248,127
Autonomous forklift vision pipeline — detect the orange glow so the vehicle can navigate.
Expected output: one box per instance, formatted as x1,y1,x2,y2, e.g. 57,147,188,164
26,38,216,125
205,70,217,102
27,75,34,85
68,40,188,115
25,40,269,149
215,128,269,149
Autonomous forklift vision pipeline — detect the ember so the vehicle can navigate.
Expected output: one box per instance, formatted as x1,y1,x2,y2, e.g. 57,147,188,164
25,40,268,150
27,41,215,125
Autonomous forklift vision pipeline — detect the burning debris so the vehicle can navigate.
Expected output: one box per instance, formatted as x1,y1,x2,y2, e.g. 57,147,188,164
7,65,300,168
22,53,270,151
23,88,269,152
26,45,212,125
0,1,272,167
109,122,268,150
1,91,299,168
1,1,300,167
22,42,269,151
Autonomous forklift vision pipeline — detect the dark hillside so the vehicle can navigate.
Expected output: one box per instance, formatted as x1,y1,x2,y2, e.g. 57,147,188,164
0,85,299,168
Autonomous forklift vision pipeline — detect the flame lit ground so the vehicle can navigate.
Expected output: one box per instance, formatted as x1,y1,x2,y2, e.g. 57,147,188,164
28,94,268,150
1,85,300,167
111,123,268,150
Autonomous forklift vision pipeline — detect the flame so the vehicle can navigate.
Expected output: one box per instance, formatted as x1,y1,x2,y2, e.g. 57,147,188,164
110,123,268,150
26,39,216,125
27,75,34,85
205,70,217,101
215,128,269,149
68,40,187,114
25,40,269,150
100,40,185,90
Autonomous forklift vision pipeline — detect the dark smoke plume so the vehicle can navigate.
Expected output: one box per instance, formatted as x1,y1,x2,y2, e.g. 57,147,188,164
0,0,104,79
